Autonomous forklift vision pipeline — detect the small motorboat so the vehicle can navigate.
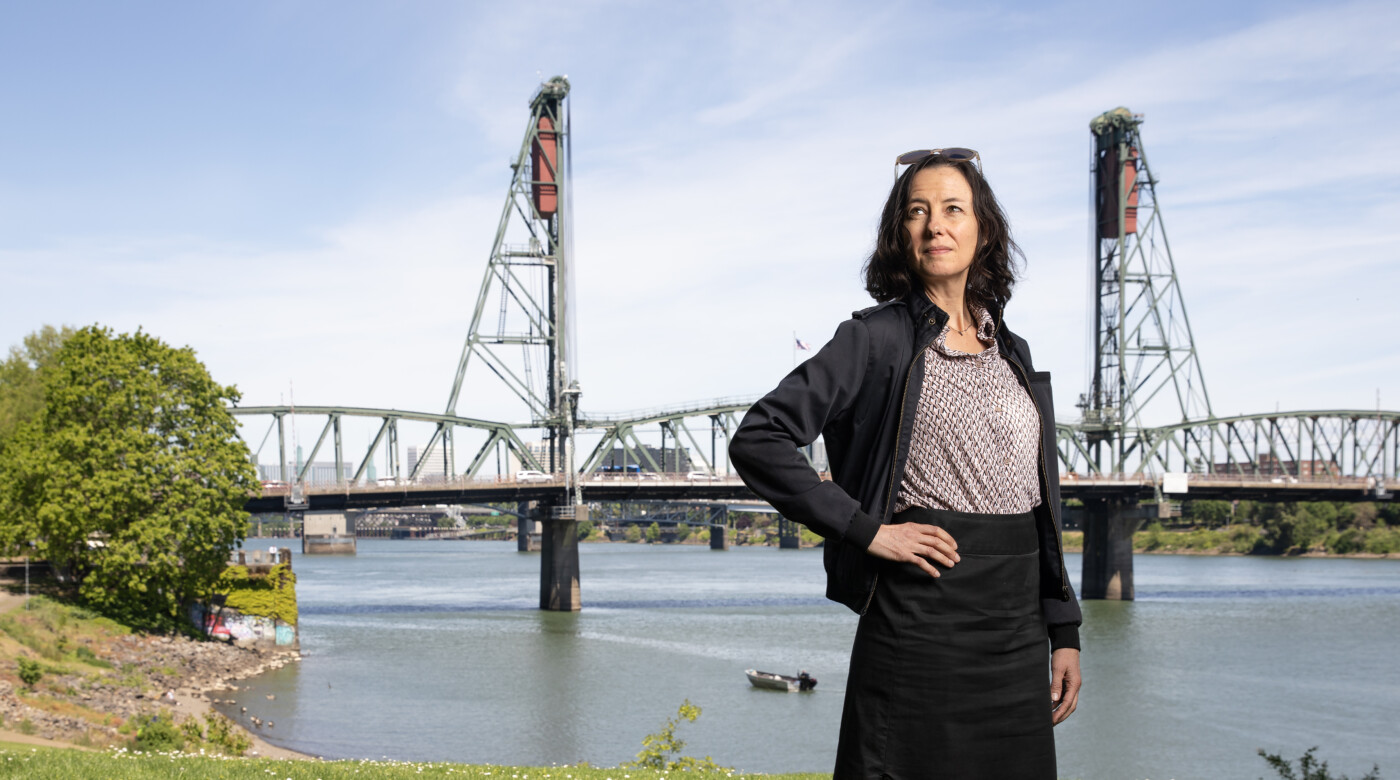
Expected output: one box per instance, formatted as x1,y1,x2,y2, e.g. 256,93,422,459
745,669,817,692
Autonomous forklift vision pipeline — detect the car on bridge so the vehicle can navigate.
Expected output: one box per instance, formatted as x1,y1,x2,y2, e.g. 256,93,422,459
515,470,552,483
686,470,721,481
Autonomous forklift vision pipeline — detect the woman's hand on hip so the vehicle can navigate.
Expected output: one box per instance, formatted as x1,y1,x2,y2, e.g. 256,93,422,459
865,523,959,577
1050,648,1081,726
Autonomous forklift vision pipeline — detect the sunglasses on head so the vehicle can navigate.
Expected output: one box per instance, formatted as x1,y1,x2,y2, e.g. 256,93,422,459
894,147,982,175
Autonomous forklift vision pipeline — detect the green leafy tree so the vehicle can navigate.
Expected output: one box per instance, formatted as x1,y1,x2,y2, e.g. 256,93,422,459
0,326,256,628
0,325,74,443
646,521,661,543
1184,500,1232,529
624,525,642,543
1258,504,1331,553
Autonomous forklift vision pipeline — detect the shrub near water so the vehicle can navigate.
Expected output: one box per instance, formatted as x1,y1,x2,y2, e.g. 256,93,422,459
215,561,298,625
133,712,183,753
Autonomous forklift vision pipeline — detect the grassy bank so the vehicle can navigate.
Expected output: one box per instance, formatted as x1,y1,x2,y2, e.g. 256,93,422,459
0,745,824,779
0,588,295,755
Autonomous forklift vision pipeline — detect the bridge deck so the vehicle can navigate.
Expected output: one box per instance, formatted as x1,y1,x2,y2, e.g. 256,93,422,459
247,474,1396,513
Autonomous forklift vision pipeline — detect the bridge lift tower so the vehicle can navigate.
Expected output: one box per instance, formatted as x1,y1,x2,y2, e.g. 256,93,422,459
441,75,585,610
1077,107,1210,599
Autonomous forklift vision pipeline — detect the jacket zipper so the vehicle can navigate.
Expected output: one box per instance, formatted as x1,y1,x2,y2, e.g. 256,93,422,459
862,320,941,615
1002,348,1073,602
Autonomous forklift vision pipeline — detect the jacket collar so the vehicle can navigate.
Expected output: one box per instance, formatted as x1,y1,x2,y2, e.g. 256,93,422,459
902,288,1006,335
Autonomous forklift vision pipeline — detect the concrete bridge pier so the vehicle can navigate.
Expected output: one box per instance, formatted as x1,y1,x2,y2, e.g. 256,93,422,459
540,504,583,611
709,506,729,550
517,501,540,552
1080,498,1144,600
778,516,800,549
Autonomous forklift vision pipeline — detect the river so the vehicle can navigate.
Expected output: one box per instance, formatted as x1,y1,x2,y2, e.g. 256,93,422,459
216,540,1400,779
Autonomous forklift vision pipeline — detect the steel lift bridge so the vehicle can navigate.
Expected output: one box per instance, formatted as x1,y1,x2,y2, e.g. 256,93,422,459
233,84,1399,609
234,77,756,610
1060,107,1398,598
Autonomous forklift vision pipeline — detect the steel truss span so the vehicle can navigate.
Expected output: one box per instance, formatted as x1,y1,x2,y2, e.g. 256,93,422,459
232,405,539,485
232,399,767,487
1057,411,1400,485
577,397,759,476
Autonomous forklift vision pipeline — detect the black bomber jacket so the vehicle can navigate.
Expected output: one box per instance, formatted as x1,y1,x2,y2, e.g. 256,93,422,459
729,290,1083,651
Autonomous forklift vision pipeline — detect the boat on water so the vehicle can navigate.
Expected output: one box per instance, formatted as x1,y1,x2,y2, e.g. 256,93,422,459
745,669,817,692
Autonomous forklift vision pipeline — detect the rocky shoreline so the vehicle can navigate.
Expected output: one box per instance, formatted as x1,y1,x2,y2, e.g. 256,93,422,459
0,591,309,758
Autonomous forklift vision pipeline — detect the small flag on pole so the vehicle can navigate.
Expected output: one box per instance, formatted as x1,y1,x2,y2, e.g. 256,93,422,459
795,337,812,351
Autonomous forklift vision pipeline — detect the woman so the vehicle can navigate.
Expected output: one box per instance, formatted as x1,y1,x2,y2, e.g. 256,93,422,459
729,148,1082,779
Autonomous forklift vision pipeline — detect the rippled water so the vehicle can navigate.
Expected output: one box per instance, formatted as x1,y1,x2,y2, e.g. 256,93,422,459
217,540,1400,779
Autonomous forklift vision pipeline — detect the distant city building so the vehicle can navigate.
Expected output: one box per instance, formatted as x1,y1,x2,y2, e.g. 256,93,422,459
407,439,455,483
507,440,568,474
258,461,346,485
594,444,693,474
1210,455,1340,478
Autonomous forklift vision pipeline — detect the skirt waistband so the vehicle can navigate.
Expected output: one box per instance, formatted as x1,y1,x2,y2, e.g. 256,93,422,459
893,506,1038,557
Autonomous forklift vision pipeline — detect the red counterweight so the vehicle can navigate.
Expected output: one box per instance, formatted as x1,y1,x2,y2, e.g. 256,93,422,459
531,116,559,217
1097,145,1139,238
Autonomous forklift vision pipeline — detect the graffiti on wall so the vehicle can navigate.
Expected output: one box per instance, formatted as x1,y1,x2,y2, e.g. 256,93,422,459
188,603,297,647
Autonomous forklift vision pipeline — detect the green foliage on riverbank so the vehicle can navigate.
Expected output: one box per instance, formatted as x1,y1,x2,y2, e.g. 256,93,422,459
216,562,298,625
1136,523,1264,554
0,326,256,629
1181,500,1400,554
0,746,827,780
1062,500,1400,556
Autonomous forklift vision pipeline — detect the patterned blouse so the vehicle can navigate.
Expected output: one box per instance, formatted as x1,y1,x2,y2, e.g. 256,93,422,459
893,306,1042,515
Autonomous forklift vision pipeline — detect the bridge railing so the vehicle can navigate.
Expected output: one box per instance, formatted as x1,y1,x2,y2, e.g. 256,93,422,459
255,471,751,496
580,395,758,425
1061,472,1378,484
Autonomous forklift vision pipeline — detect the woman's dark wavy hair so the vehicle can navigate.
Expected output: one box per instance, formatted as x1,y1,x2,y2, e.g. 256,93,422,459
862,155,1022,309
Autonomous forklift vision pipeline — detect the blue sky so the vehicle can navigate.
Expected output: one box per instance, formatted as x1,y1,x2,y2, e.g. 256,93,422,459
3,1,1398,466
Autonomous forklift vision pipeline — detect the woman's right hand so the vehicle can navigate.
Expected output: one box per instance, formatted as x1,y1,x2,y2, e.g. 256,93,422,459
866,523,959,577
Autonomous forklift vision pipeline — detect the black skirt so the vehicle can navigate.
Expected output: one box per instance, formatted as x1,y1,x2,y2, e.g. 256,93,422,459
833,507,1055,780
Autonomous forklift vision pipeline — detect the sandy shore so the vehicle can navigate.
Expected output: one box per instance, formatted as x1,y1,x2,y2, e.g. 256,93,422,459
168,681,312,760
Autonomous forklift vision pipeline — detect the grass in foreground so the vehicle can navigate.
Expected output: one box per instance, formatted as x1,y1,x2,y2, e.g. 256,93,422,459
0,745,825,780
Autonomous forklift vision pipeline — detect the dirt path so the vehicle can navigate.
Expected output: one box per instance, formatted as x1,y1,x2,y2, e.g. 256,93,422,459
0,727,95,750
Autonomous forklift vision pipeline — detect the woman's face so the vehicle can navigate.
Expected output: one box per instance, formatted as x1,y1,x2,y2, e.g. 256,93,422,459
904,165,979,293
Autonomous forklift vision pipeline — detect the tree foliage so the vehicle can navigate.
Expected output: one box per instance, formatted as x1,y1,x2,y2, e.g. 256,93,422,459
0,325,74,443
0,326,256,628
1170,500,1400,555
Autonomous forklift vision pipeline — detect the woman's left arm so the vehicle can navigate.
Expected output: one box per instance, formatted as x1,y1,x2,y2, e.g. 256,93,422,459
1050,647,1081,725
